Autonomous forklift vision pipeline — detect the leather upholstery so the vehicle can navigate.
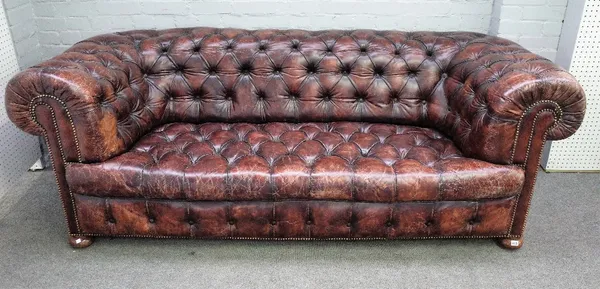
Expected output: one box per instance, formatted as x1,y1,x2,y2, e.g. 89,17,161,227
3,27,586,244
5,28,585,165
66,122,525,201
74,194,517,238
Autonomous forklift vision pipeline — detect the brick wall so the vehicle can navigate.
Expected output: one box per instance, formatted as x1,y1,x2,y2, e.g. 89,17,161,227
3,0,567,66
3,0,41,68
489,0,568,60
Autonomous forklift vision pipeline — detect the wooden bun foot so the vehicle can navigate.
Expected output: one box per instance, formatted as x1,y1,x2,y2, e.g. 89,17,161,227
68,235,94,248
496,237,523,250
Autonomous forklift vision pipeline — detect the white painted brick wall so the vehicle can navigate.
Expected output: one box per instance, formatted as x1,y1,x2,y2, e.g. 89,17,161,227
3,0,568,66
489,0,568,60
3,0,42,68
5,0,495,61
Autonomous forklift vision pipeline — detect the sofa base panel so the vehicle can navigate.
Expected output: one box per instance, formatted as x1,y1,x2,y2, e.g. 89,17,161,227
73,194,518,241
67,233,523,250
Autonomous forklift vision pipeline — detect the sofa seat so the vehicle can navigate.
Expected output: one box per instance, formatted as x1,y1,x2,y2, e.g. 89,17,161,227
66,122,524,202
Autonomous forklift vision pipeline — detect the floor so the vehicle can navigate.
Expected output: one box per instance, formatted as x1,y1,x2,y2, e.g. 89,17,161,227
0,169,598,289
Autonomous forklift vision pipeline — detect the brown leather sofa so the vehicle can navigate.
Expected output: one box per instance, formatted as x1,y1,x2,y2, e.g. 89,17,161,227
5,28,586,249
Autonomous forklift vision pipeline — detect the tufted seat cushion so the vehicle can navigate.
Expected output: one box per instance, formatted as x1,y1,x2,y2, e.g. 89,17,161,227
66,122,524,202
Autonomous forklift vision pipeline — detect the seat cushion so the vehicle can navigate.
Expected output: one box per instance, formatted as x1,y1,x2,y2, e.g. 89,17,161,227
66,122,525,202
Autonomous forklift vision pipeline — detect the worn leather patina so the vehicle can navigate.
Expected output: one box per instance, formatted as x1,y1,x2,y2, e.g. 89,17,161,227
4,28,586,248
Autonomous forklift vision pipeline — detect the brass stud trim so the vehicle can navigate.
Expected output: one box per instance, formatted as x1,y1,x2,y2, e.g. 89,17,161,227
70,233,521,241
29,95,85,234
35,103,81,233
508,107,559,235
29,94,82,162
509,100,562,164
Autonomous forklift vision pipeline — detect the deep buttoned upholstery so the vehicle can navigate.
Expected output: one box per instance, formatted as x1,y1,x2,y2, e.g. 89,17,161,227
66,122,524,202
6,28,585,164
4,28,585,246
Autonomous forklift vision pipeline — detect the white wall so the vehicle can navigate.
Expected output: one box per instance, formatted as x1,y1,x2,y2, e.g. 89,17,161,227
3,0,42,69
17,0,495,61
0,1,40,199
3,0,569,64
489,0,568,61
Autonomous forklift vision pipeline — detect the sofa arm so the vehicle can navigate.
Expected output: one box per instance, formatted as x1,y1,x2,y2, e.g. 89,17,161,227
443,38,586,165
5,41,151,163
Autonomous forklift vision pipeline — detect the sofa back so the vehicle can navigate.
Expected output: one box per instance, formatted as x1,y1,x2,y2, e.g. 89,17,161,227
76,28,487,127
11,27,582,165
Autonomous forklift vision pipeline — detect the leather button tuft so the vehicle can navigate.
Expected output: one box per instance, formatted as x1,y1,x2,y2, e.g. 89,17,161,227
306,220,312,225
321,89,333,101
291,40,300,50
224,88,235,100
288,91,300,100
188,219,195,225
228,220,235,225
108,218,116,224
341,66,351,75
306,63,318,74
425,220,434,227
239,63,253,74
346,222,352,227
385,221,393,227
256,90,267,100
271,220,277,225
468,217,481,225
148,218,156,223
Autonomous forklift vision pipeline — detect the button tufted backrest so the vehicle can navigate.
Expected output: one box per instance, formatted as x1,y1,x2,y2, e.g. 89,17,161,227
73,28,487,132
13,27,581,165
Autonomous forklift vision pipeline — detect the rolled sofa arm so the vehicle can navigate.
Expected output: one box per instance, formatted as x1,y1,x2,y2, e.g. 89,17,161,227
5,40,152,162
442,37,586,165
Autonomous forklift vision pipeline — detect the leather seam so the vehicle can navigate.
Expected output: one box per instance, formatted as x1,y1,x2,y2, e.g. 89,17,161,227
29,94,83,162
32,103,81,234
509,100,562,165
69,192,518,204
507,108,559,235
69,233,521,240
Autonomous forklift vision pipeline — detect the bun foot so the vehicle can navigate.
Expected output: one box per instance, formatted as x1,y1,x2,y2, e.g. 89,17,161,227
496,237,523,250
68,235,94,248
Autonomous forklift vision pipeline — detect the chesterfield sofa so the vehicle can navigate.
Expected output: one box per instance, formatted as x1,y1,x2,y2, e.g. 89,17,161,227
5,28,585,249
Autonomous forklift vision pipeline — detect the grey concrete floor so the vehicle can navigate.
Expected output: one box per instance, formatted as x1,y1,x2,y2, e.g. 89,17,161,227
0,168,598,288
